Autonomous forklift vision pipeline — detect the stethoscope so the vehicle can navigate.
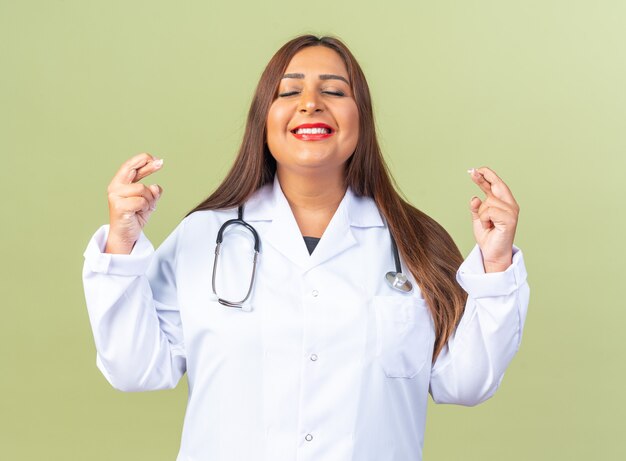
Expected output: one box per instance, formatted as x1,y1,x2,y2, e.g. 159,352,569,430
212,205,413,308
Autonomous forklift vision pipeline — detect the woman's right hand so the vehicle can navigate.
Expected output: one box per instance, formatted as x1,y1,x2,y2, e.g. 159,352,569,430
105,153,164,254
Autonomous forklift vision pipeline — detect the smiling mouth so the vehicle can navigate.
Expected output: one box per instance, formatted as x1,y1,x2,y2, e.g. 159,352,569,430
290,126,334,140
291,127,333,135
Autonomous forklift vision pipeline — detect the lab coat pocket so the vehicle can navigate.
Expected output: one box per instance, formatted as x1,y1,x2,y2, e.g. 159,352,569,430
374,296,434,378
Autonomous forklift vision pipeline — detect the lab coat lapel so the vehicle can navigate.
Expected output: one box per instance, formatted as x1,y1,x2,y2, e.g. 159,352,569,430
252,176,383,272
262,179,312,270
306,192,356,271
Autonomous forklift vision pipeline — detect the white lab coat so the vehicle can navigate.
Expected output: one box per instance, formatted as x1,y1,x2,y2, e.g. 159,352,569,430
82,175,529,461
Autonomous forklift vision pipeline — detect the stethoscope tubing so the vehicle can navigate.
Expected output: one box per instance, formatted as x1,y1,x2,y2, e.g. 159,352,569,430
212,206,260,307
212,204,413,308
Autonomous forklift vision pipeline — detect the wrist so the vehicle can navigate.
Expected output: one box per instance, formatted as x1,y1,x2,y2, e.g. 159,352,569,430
483,260,511,273
479,245,513,273
104,233,137,254
483,253,513,273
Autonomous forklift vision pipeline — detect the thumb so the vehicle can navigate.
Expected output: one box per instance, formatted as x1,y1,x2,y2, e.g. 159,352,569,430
470,196,491,231
469,196,481,221
146,184,163,212
149,184,163,199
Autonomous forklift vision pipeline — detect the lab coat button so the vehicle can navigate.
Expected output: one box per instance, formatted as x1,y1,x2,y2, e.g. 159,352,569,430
305,433,313,441
311,289,319,297
310,354,318,361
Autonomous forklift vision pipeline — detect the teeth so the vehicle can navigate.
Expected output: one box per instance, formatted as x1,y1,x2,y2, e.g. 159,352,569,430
294,127,331,134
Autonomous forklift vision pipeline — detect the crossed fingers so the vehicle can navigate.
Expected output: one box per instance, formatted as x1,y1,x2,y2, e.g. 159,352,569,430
107,153,164,215
468,167,518,206
468,167,519,230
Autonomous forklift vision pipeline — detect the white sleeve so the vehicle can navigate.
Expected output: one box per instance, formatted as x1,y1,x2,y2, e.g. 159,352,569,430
429,244,530,406
82,222,186,392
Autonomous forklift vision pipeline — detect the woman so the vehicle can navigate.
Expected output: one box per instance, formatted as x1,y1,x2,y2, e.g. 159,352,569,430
83,35,529,461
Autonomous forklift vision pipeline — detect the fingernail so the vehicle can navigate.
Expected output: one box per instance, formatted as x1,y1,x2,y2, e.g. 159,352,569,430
151,184,160,197
129,168,137,179
153,158,164,168
467,168,476,175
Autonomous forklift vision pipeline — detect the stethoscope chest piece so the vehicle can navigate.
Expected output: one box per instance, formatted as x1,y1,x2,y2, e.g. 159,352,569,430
386,232,413,293
385,271,413,293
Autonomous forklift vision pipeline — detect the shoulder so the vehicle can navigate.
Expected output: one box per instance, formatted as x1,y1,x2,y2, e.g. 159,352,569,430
181,181,275,230
183,207,237,227
346,189,384,228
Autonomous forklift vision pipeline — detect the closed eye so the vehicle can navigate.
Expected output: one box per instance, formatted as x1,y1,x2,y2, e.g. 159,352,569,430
323,90,345,96
277,90,346,98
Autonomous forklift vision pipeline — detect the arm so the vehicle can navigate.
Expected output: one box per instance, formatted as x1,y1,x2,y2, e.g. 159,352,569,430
429,243,529,406
82,222,186,392
82,153,185,391
429,166,529,405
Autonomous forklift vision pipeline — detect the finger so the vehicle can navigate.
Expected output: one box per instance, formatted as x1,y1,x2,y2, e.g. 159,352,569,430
147,184,162,210
114,196,151,215
109,183,156,203
469,196,493,230
478,205,517,230
148,183,162,199
110,183,161,215
110,153,161,185
477,195,519,216
474,166,518,207
110,153,153,185
467,168,494,197
477,206,495,230
135,158,164,182
469,195,482,220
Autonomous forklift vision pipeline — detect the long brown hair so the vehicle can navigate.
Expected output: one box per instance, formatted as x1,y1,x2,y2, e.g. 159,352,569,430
188,35,467,361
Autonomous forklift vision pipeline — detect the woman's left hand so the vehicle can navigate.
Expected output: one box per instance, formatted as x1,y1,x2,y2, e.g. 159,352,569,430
468,167,520,273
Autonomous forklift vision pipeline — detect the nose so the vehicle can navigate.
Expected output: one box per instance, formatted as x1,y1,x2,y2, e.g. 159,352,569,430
298,88,324,114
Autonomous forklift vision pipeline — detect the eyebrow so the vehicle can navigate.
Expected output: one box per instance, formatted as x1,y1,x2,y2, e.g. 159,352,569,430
282,73,350,85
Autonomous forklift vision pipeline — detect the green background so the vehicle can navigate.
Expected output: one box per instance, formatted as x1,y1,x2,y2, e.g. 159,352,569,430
1,0,624,459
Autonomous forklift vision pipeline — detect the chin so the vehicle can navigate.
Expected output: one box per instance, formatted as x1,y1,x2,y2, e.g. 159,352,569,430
286,158,349,178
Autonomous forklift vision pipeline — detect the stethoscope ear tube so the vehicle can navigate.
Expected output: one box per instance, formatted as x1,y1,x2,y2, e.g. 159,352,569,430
215,218,261,252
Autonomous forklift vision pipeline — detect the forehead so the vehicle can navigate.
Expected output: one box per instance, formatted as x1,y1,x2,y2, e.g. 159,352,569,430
283,46,349,78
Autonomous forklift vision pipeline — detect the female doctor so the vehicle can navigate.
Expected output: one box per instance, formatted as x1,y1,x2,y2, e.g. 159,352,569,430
83,35,529,461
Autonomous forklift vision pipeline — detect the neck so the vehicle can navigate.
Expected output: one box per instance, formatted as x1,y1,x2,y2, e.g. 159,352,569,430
277,167,347,238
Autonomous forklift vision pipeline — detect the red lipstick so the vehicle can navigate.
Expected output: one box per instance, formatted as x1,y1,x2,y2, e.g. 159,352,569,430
290,123,334,141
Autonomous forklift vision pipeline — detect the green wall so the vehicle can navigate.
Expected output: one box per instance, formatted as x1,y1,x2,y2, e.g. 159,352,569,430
1,0,624,459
